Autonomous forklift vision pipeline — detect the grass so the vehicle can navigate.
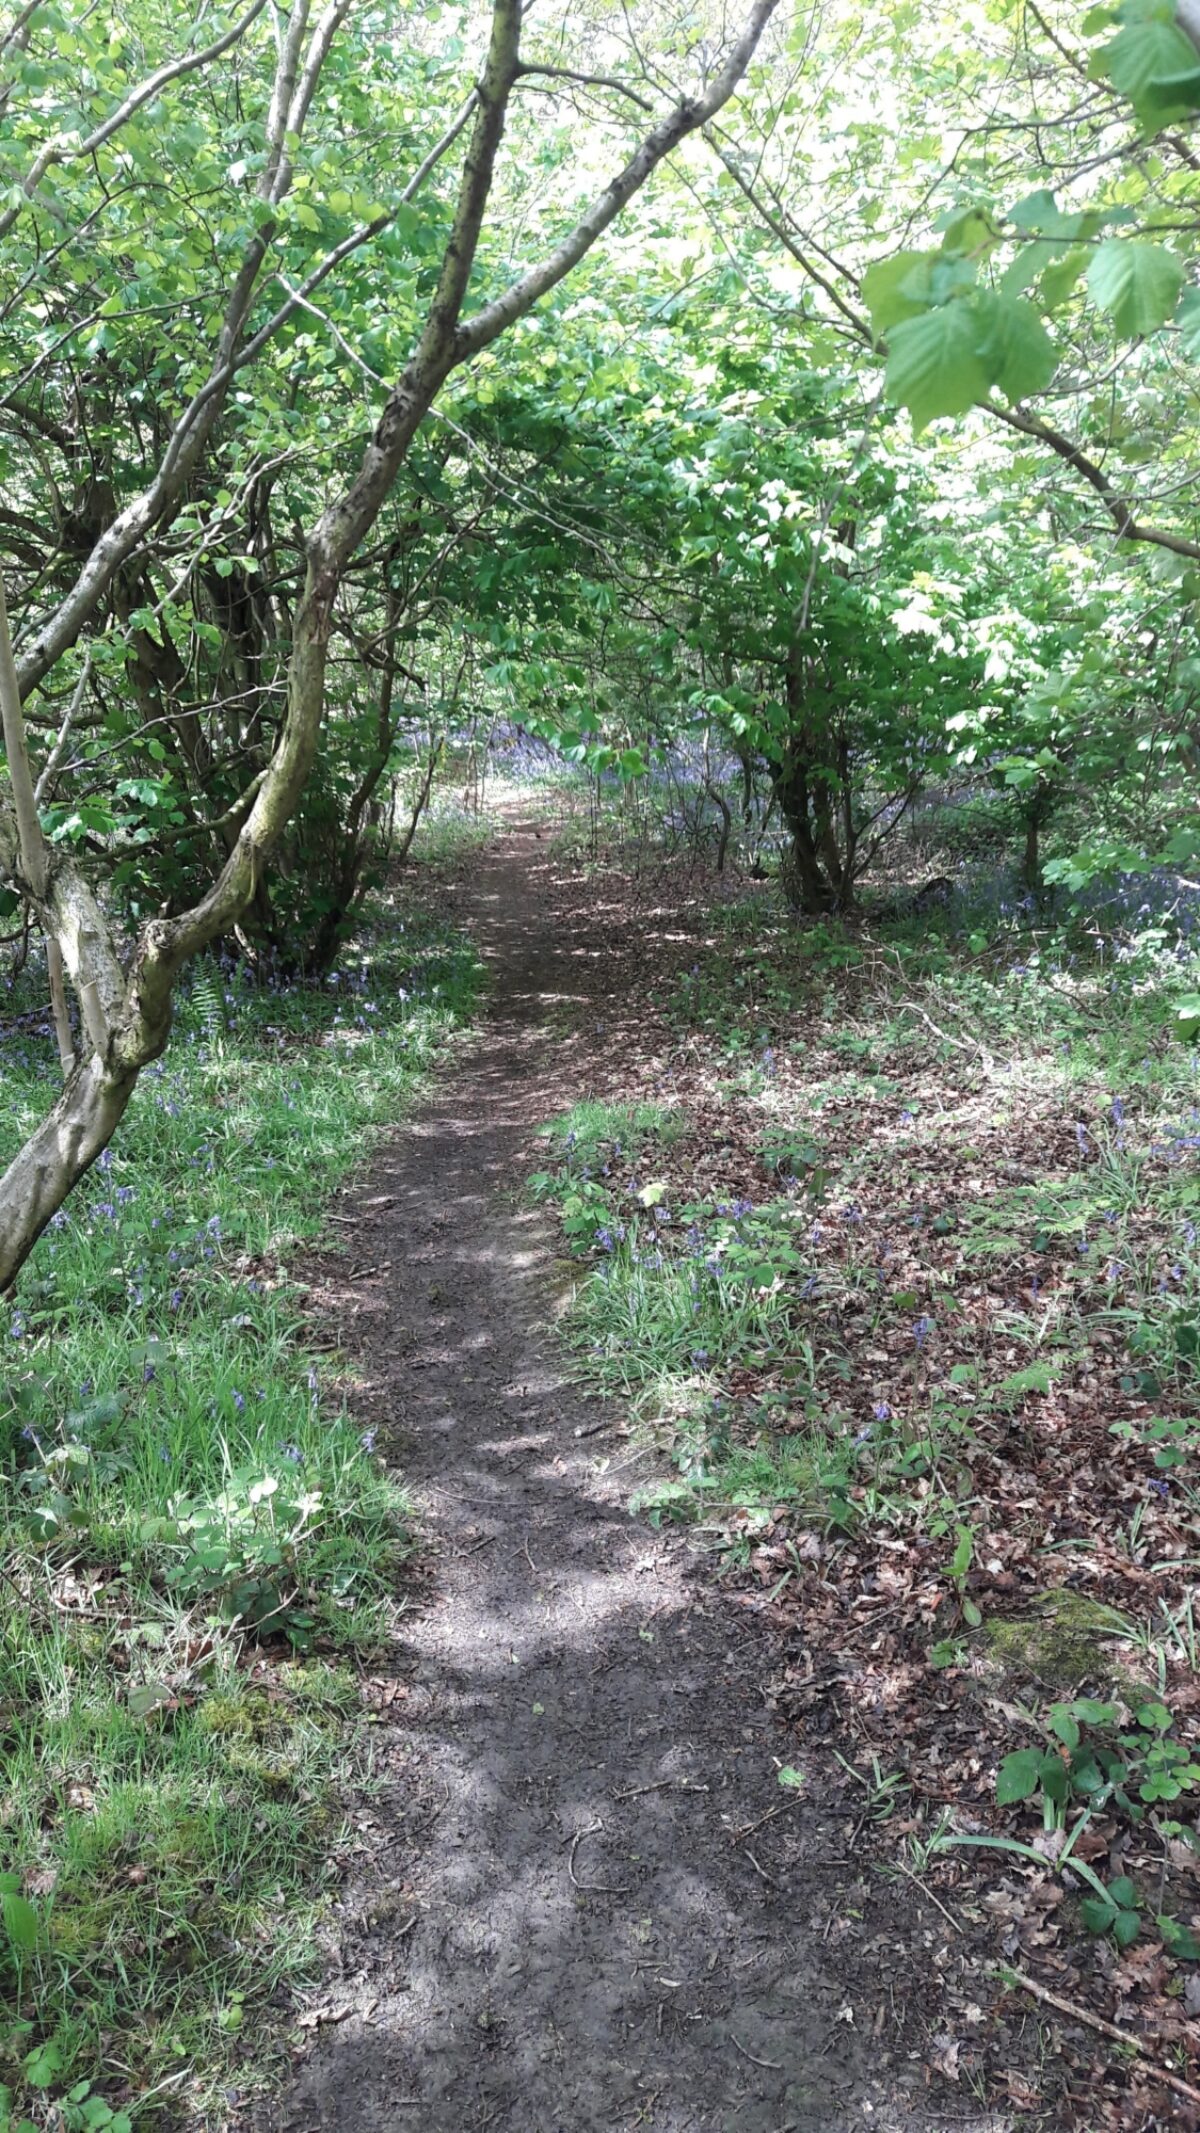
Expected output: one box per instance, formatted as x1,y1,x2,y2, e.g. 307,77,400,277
0,892,481,2127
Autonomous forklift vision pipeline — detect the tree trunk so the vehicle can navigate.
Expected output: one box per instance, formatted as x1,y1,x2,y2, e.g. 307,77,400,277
0,1059,139,1283
0,0,781,1287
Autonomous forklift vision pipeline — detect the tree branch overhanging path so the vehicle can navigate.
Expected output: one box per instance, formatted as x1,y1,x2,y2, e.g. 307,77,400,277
0,0,780,1291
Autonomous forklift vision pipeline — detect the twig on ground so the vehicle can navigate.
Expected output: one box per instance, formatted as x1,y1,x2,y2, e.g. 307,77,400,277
743,1847,778,1887
1005,1967,1200,2108
730,1794,803,1843
887,1857,962,1934
566,1818,631,1896
897,998,995,1072
612,1778,709,1800
729,2032,783,2072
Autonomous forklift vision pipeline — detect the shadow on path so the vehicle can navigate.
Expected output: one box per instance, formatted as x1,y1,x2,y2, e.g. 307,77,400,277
267,829,953,2133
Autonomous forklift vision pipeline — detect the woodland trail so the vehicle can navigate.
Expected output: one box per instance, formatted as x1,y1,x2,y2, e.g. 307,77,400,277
266,826,942,2133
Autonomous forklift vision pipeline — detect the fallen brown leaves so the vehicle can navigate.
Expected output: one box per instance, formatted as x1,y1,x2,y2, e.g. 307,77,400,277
540,842,1200,2133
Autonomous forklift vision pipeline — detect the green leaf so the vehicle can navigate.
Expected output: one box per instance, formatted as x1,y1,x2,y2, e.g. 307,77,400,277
948,1523,973,1581
1108,1876,1139,1909
22,2041,62,2089
1071,1699,1120,1726
636,1180,667,1207
1098,15,1200,127
1071,1752,1106,1794
1080,1893,1117,1934
1112,1907,1141,1947
885,305,991,430
1159,1914,1200,1959
1,1889,37,1952
128,1681,174,1718
1175,286,1200,360
996,1747,1043,1804
862,250,938,335
1039,246,1090,313
971,293,1057,401
937,206,1000,259
1048,1704,1081,1751
1039,1752,1069,1805
1086,239,1184,337
1008,188,1089,239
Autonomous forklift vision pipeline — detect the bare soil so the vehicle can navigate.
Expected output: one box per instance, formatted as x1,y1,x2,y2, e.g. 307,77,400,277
264,827,994,2133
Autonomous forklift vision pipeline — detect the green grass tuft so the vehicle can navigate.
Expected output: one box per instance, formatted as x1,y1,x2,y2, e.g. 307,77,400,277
0,901,481,2123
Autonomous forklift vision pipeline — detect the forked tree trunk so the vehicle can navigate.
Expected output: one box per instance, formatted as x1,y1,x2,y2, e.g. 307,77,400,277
0,0,780,1288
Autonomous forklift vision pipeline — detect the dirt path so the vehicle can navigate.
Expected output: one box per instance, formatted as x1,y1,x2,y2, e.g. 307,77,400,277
268,828,935,2133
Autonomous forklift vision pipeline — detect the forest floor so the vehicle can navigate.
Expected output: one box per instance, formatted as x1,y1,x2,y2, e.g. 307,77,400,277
261,818,968,2133
261,806,1199,2133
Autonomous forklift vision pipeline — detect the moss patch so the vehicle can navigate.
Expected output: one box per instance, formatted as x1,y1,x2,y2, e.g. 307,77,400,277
984,1588,1134,1691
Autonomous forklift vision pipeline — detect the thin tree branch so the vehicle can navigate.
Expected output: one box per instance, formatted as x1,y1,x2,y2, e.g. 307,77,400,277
455,1,781,360
0,0,271,238
990,401,1200,562
514,63,654,112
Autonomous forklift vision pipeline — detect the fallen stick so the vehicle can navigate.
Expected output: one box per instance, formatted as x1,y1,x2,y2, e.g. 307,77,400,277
1005,1967,1200,2109
566,1818,631,1896
730,1793,803,1843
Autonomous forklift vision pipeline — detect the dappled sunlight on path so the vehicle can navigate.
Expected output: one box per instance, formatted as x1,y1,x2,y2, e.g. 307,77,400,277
266,829,968,2133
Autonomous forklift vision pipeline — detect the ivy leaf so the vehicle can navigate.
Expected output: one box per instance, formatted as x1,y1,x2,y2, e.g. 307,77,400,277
1086,239,1184,337
885,305,991,430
